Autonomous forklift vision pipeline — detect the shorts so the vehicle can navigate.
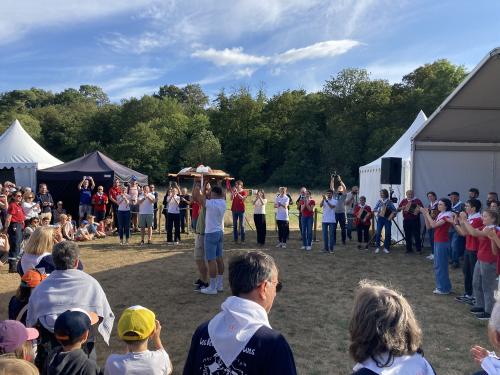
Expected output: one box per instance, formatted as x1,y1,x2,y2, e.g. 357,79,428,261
204,230,223,261
79,204,92,218
139,214,153,228
194,234,205,260
130,204,140,214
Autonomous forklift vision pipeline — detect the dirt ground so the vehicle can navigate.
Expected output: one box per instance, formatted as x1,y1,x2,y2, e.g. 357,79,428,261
0,227,490,375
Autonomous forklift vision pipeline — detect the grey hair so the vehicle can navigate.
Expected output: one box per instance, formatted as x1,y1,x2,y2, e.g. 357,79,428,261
52,241,80,270
228,251,277,296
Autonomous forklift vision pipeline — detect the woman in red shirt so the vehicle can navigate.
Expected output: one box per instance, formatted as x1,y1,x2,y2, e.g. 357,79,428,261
3,192,26,272
460,209,499,320
422,198,452,295
300,190,315,251
91,186,109,222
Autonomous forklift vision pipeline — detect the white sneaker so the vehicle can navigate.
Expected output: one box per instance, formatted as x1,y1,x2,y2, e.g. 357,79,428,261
217,284,224,292
306,246,311,251
276,242,282,248
174,241,179,245
300,246,306,250
200,287,217,295
426,254,434,260
383,248,390,254
375,248,380,254
282,243,287,248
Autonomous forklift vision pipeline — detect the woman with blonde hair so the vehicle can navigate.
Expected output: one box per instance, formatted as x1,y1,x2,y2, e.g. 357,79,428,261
349,281,435,374
18,227,55,275
0,358,39,374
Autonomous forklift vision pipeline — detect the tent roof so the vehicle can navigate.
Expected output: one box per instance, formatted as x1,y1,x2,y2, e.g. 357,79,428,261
39,151,147,181
360,110,427,170
413,47,500,143
0,119,63,169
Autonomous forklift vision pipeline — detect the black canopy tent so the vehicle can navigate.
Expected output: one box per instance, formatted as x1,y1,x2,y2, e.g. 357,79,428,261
37,151,148,219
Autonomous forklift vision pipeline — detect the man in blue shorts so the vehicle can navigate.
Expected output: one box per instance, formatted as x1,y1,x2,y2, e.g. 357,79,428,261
193,183,226,295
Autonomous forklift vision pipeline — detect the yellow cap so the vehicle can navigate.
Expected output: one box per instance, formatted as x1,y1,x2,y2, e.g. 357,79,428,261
117,305,155,341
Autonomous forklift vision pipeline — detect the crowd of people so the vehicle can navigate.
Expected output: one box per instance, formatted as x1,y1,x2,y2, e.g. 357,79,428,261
2,176,500,374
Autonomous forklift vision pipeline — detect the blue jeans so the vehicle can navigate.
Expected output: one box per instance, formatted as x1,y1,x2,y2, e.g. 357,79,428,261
232,211,245,241
434,241,452,292
375,216,392,250
450,231,465,263
301,216,313,247
322,223,335,251
428,228,435,254
205,230,223,261
117,210,131,240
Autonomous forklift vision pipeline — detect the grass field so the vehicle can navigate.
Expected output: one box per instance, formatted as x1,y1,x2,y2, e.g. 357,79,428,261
0,193,491,374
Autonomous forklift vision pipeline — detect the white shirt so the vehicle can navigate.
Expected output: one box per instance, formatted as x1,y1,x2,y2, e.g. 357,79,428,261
204,199,226,234
22,201,41,219
353,353,435,375
21,252,51,273
167,196,180,214
322,198,337,223
117,194,131,211
253,198,267,215
275,195,289,221
138,193,155,215
104,349,172,375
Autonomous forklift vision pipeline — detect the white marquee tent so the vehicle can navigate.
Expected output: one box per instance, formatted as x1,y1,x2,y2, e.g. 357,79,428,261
0,119,63,189
412,47,500,201
358,110,427,241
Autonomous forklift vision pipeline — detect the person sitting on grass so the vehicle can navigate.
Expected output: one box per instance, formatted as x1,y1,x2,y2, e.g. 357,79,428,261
23,217,40,242
102,216,115,237
470,298,500,374
75,221,93,242
58,214,74,241
104,305,172,375
9,269,47,324
86,216,105,239
183,251,296,375
349,281,436,375
46,309,100,375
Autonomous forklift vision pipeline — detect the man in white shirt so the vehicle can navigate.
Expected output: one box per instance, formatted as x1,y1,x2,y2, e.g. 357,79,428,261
193,183,227,295
320,189,337,253
138,185,155,245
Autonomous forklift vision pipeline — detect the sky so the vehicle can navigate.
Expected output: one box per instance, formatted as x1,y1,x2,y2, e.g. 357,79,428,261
0,0,499,102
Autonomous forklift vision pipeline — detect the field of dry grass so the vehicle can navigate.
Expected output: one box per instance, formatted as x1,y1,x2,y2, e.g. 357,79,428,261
0,223,490,375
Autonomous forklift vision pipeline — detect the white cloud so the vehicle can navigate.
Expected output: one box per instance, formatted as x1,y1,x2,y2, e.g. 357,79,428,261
235,67,257,78
275,40,360,64
0,0,156,44
100,67,162,92
192,39,360,69
191,47,269,66
99,32,170,54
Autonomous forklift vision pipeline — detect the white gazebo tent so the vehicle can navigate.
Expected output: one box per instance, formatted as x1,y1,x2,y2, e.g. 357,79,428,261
412,47,500,201
359,110,427,241
0,119,63,189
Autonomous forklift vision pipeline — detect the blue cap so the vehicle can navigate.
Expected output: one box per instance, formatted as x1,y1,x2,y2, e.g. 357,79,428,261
131,175,137,181
54,310,92,342
81,220,89,225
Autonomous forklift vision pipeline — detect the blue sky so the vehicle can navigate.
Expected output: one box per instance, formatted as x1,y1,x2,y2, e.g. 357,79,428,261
1,0,499,102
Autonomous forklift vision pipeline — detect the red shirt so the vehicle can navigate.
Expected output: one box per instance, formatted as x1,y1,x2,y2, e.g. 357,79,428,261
192,201,201,220
300,200,315,217
353,204,372,225
8,202,25,224
465,215,483,252
109,186,122,203
231,190,248,212
477,227,497,263
91,193,109,212
398,198,423,220
495,230,500,275
434,221,451,243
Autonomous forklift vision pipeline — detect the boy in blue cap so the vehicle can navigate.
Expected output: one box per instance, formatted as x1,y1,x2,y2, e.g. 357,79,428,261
45,309,100,375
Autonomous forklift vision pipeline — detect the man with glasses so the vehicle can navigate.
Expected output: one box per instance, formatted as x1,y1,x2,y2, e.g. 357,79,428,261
184,251,296,375
2,192,25,272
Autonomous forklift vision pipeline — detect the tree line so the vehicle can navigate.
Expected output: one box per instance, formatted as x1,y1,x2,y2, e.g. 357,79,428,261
0,60,467,187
